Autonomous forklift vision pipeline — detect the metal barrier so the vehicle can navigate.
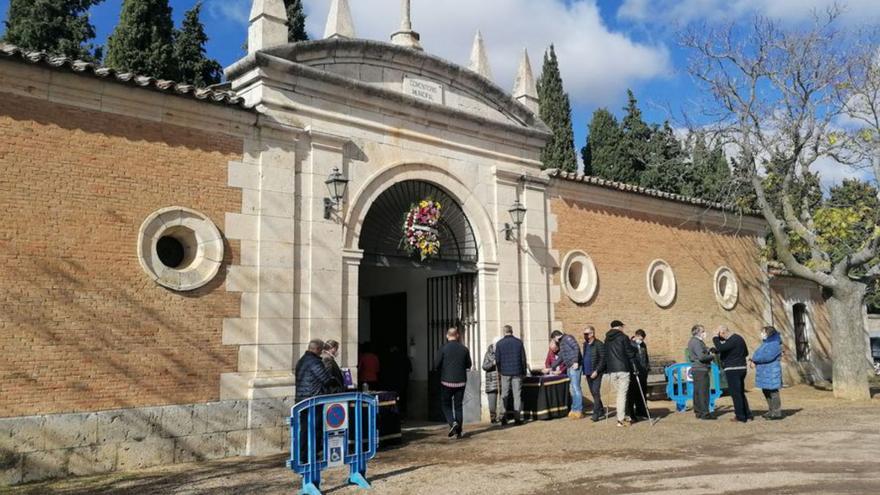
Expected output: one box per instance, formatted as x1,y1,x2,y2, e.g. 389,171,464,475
665,362,722,413
287,392,379,495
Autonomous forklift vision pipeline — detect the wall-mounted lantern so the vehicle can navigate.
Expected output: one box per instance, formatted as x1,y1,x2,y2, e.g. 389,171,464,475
324,167,349,219
504,199,527,241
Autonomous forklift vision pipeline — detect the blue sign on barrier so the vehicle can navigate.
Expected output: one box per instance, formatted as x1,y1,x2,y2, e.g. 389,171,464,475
287,392,379,495
665,362,722,413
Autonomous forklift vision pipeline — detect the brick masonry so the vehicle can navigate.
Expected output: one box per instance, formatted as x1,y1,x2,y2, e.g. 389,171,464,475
0,92,243,417
550,196,770,363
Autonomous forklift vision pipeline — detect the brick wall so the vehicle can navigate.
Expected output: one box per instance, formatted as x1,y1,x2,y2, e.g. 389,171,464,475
0,92,243,418
769,276,833,384
551,197,768,363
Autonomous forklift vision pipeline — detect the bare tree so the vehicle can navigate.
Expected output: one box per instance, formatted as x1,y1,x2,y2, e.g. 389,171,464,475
682,10,878,400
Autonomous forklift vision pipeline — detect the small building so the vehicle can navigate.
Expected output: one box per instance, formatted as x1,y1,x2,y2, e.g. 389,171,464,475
0,0,833,485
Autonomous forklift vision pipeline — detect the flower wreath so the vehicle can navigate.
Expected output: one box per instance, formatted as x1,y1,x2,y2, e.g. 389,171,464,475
401,199,442,261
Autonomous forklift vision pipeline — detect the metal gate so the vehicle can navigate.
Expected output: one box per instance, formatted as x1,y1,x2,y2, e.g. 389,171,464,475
427,273,480,422
427,273,479,367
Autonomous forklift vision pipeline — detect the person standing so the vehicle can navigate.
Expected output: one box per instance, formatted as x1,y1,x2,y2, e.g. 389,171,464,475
750,326,784,420
322,340,345,394
544,330,583,419
712,326,752,423
688,325,717,420
434,327,472,438
295,340,334,458
626,329,650,421
358,343,380,391
604,320,637,427
495,325,528,425
544,340,566,375
582,325,606,422
481,336,502,424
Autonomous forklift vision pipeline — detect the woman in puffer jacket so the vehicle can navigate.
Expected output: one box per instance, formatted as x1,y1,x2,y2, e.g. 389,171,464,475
750,326,784,420
482,336,502,423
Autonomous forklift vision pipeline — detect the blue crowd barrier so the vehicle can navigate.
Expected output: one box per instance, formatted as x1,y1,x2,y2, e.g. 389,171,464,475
665,362,722,413
287,392,378,495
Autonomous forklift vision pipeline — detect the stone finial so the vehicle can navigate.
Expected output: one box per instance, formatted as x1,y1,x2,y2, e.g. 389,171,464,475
248,0,288,54
325,0,356,39
513,48,539,113
391,0,423,51
468,30,493,80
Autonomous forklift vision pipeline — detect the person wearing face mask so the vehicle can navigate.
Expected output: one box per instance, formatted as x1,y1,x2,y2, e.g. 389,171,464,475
626,329,650,421
688,325,717,420
712,326,753,423
749,326,784,420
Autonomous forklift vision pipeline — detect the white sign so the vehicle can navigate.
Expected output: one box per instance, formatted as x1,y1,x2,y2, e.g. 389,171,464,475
404,77,444,105
327,433,345,468
683,366,694,382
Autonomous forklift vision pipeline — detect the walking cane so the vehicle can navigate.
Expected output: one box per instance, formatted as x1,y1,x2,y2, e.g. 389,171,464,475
633,374,655,427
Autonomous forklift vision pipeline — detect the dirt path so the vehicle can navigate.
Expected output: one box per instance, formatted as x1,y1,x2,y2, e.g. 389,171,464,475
4,386,879,495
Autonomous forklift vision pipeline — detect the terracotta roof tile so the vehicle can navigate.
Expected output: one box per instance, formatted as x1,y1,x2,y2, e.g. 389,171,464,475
0,43,248,109
549,169,762,217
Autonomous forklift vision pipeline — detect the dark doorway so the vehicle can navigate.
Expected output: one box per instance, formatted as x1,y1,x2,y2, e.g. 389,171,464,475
793,303,809,362
369,293,408,361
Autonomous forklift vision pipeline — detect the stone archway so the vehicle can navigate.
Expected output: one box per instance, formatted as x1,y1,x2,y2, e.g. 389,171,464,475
341,163,498,422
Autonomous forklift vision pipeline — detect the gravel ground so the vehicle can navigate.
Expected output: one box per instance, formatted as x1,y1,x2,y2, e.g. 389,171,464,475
4,385,879,495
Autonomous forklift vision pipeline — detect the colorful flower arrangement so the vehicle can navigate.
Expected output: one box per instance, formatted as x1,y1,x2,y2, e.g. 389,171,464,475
402,199,442,261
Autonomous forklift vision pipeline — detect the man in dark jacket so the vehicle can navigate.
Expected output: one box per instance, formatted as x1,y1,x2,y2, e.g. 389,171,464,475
295,339,333,458
688,324,716,420
296,340,333,402
626,330,651,420
494,325,527,425
605,320,637,427
582,326,606,421
713,326,752,423
433,327,472,439
544,330,583,419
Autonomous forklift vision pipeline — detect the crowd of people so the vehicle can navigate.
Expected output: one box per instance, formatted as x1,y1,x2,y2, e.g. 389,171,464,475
291,320,786,443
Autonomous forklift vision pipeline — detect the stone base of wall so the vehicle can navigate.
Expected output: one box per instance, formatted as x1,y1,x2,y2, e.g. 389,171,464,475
0,397,294,486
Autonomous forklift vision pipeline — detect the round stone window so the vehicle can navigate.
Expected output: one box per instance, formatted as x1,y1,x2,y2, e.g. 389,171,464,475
714,266,739,310
138,207,224,291
646,259,676,307
562,250,598,304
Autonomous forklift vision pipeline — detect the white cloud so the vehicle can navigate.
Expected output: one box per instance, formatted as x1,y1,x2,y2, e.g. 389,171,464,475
812,156,870,190
618,0,880,25
205,0,250,25
294,0,671,107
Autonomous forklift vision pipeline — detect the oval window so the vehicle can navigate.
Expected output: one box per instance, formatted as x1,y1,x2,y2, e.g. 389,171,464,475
562,250,598,304
646,259,676,307
714,266,739,310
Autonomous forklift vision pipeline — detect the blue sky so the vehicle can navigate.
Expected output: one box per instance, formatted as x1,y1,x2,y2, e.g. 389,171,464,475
2,0,879,180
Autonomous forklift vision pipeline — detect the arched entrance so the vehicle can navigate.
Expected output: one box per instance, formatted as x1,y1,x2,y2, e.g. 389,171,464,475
356,180,481,421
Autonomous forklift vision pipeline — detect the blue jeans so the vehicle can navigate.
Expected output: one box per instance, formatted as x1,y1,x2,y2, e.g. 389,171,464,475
568,367,584,413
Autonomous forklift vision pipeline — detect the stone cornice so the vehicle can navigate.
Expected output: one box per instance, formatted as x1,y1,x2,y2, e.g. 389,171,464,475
226,44,551,142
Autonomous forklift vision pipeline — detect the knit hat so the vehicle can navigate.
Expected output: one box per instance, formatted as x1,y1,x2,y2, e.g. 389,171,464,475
610,320,624,329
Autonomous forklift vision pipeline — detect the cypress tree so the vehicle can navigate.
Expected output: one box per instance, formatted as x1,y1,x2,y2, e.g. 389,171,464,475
2,0,104,60
584,108,626,179
619,89,652,184
640,121,691,195
173,2,222,86
537,45,577,172
285,0,309,42
105,0,175,80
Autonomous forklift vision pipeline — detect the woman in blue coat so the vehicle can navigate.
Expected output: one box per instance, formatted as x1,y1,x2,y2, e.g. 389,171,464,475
750,326,784,420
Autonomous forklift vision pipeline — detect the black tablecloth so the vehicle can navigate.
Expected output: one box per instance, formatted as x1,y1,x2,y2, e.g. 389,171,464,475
522,375,571,420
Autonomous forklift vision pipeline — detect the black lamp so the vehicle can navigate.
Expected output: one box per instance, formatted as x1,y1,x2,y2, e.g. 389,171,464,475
324,167,349,219
504,199,527,241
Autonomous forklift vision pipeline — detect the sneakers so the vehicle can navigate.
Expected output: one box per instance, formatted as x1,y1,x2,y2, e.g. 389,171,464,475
616,420,629,428
448,422,459,437
568,411,584,420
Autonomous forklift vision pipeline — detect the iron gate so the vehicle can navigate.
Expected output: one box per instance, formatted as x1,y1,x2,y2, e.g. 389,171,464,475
427,273,480,367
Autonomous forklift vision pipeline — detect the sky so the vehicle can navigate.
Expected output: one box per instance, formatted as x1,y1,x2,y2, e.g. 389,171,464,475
2,0,879,185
